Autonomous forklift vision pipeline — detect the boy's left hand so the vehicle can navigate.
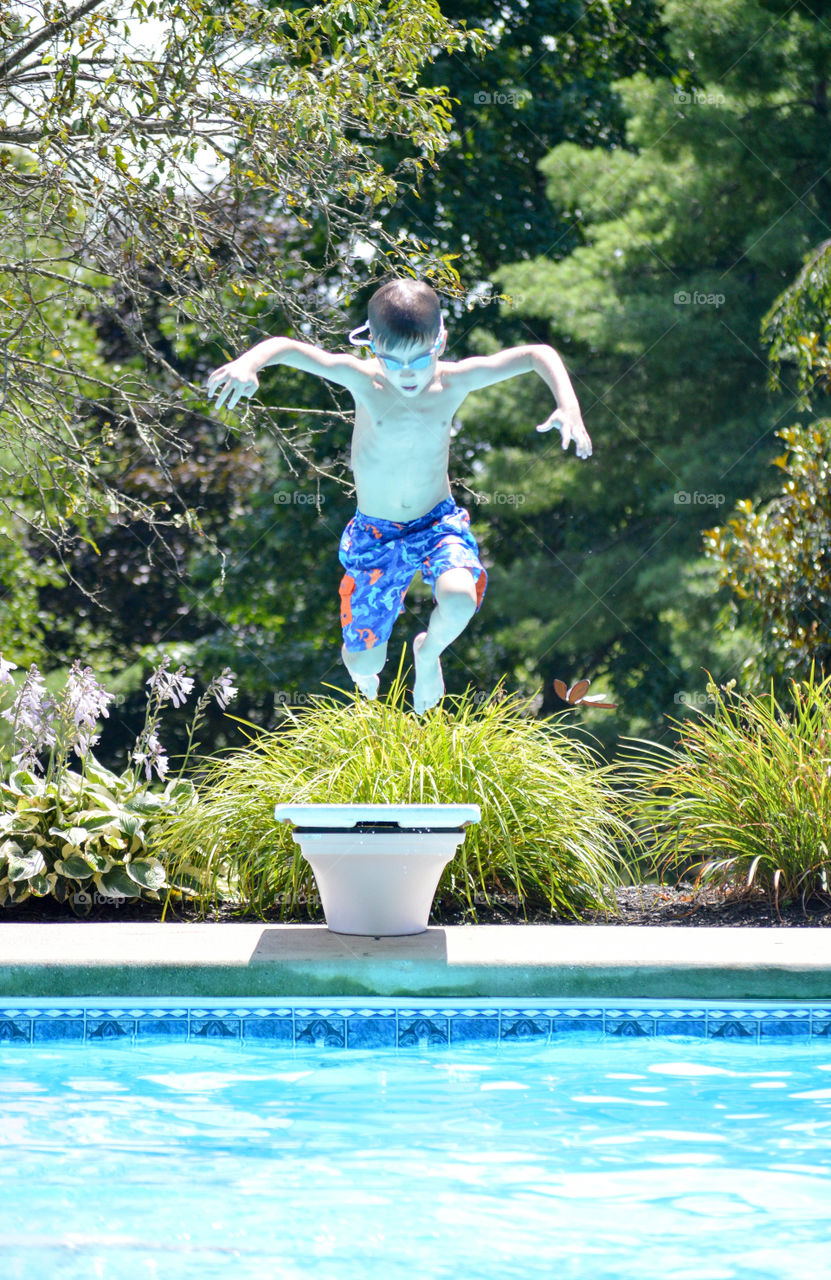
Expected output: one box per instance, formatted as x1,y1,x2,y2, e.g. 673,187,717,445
536,406,592,459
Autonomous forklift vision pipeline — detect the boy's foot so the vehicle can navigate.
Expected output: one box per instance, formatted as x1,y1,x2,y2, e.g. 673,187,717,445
353,673,379,700
412,632,444,715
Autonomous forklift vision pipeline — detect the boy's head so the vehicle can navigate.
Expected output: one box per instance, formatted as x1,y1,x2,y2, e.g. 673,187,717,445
367,278,442,350
364,278,447,397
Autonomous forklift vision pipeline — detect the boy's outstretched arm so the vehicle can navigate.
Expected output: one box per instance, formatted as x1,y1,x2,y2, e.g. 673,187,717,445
449,344,592,459
206,337,370,411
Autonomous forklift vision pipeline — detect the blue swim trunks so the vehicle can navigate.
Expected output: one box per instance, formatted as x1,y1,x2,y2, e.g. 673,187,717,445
338,496,488,651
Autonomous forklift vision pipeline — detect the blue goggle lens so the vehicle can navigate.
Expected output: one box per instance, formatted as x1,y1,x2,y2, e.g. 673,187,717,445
379,351,433,371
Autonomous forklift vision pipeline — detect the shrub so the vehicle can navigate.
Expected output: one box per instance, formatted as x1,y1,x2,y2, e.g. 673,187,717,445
0,653,235,913
619,666,831,907
160,668,632,921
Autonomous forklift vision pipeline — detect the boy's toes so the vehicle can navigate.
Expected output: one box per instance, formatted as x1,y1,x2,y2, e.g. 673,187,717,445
354,673,379,700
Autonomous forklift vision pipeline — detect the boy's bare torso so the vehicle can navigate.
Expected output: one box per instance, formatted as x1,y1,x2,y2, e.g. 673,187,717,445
349,360,468,522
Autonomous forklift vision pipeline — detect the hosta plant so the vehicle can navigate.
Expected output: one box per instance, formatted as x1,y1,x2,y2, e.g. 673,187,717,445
0,653,235,913
0,763,194,910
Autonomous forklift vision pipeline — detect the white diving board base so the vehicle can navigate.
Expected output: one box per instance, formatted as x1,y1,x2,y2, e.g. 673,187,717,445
274,804,482,936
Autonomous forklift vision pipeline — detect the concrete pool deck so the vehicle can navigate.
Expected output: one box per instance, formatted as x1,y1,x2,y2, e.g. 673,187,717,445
0,923,829,1000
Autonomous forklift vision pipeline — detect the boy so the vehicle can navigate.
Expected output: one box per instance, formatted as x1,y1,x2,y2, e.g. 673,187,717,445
207,277,591,714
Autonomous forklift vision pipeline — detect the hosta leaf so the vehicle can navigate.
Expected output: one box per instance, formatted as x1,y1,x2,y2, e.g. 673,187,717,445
93,867,141,899
125,792,164,815
54,855,96,879
125,858,167,891
29,872,56,897
116,813,144,839
84,760,124,790
49,826,91,848
74,809,120,831
7,849,47,882
83,848,113,874
7,769,42,796
163,778,197,804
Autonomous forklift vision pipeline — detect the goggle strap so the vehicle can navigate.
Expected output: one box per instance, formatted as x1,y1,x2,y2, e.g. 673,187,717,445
347,322,373,348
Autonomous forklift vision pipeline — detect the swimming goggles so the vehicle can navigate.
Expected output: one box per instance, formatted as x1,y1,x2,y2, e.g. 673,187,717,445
347,317,445,370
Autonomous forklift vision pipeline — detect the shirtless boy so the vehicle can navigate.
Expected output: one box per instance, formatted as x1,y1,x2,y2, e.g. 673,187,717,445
206,278,592,715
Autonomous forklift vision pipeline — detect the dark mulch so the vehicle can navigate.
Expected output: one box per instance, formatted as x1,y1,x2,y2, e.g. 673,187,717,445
3,883,830,926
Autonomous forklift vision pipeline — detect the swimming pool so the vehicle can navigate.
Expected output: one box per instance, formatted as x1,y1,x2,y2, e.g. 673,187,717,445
2,1000,830,1279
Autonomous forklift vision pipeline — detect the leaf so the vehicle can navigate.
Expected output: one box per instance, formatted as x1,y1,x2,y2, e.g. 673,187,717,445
7,849,47,882
553,679,569,701
125,858,167,891
54,855,96,880
567,679,591,703
93,867,141,900
579,694,618,710
125,792,164,816
163,778,197,804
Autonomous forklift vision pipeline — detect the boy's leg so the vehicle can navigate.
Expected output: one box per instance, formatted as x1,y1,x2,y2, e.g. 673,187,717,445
413,567,478,715
341,639,388,701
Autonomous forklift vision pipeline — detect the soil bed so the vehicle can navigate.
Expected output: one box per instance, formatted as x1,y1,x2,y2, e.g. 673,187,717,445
2,883,830,926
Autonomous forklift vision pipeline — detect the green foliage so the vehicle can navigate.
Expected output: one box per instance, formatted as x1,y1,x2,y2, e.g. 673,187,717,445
620,666,831,906
704,420,831,683
0,761,194,912
0,0,485,547
464,0,831,740
762,238,831,411
159,663,632,921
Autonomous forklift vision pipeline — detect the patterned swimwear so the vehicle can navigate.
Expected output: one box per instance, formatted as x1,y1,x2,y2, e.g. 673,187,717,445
338,496,488,651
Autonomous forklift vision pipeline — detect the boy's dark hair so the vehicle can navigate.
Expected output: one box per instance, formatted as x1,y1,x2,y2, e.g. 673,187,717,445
367,278,441,350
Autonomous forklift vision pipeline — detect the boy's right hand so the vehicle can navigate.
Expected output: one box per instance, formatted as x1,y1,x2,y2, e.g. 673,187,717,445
206,357,259,411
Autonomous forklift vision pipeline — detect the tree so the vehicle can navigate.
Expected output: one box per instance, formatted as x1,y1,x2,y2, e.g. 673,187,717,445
0,0,485,550
704,419,831,684
460,0,831,747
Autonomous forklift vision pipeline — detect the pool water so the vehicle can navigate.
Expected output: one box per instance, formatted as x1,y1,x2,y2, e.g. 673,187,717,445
2,1037,830,1279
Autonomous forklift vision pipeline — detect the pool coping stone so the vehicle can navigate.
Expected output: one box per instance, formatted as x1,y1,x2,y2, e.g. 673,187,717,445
0,923,829,1000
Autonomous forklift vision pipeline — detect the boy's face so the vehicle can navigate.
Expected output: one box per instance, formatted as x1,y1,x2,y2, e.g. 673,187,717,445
372,327,446,398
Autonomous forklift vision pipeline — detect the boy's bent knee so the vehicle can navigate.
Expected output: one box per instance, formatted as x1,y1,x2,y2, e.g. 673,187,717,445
435,569,478,614
342,639,388,674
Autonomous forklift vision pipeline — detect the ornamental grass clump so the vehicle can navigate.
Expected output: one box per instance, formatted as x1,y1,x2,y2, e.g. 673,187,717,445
620,667,831,907
160,666,632,921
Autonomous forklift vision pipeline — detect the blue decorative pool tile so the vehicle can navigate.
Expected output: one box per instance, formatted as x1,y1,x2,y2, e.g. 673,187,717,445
33,1018,84,1042
87,1018,134,1042
0,1018,31,1043
759,1009,811,1040
191,1016,241,1040
398,1015,448,1047
451,1012,499,1045
347,1013,397,1049
242,1014,294,1044
136,1017,188,1040
501,1013,551,1042
551,1017,605,1039
654,1012,708,1038
295,1015,346,1048
3,1002,831,1048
